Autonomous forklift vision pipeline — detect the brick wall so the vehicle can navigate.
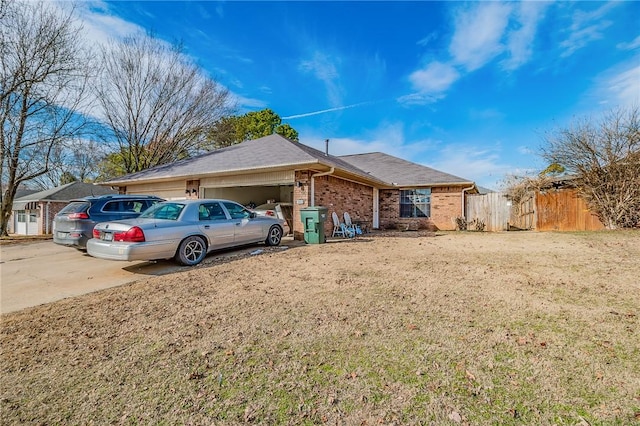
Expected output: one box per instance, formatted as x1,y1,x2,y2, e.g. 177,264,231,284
43,202,67,234
378,186,465,231
378,189,438,231
292,171,467,237
314,175,373,236
292,171,311,239
292,171,373,239
430,187,464,230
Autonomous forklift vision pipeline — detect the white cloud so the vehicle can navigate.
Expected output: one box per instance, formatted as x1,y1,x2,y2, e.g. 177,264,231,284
404,2,548,105
75,2,145,45
229,93,267,111
594,59,640,107
396,93,442,107
409,61,460,94
69,2,261,114
417,32,438,47
299,51,342,107
449,2,512,71
617,35,640,51
427,144,513,190
502,2,549,71
300,125,518,191
559,2,618,58
300,122,435,161
518,145,536,156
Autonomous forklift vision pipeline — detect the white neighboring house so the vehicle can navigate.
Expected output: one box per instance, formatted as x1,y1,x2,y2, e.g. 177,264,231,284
9,182,115,235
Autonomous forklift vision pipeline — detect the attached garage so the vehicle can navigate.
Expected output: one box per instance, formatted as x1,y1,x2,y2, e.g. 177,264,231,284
124,170,296,215
200,170,295,206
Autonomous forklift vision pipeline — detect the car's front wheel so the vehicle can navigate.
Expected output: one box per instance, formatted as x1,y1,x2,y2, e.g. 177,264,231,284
265,225,283,246
175,235,207,266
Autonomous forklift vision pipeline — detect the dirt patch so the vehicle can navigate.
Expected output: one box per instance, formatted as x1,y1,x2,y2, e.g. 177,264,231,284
0,234,52,245
1,231,639,424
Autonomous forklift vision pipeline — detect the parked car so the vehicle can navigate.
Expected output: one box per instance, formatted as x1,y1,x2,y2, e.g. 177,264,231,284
252,202,292,234
87,199,286,266
53,194,164,249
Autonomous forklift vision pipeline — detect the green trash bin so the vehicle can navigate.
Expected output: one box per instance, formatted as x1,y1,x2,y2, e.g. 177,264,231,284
300,206,328,244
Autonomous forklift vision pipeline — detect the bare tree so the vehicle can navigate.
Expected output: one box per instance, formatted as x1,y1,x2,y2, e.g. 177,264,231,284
541,107,640,229
95,34,232,174
0,0,91,235
29,139,106,189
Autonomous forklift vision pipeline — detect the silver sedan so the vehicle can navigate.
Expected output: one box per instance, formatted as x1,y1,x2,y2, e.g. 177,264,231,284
87,199,286,266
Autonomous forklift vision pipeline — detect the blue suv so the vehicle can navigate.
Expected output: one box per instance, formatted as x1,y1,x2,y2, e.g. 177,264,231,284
53,194,164,249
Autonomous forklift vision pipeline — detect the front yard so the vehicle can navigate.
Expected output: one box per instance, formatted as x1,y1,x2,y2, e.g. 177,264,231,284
1,231,639,424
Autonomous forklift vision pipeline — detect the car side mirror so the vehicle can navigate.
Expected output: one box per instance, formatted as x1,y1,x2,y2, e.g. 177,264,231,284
250,212,257,218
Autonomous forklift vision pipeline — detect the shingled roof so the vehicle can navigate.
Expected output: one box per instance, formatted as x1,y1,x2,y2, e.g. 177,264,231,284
103,134,387,186
339,152,474,187
101,134,474,188
12,182,116,210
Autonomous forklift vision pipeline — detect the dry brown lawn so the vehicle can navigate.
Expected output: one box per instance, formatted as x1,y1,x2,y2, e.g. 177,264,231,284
1,230,639,425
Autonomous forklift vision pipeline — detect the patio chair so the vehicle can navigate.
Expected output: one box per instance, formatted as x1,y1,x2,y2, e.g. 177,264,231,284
343,212,362,236
331,211,347,238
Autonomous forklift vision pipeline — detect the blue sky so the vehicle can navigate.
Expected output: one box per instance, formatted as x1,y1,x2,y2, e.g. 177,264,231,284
78,1,639,189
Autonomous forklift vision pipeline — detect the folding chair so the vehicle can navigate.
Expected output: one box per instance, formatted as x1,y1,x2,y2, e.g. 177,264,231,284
331,212,347,237
343,212,362,236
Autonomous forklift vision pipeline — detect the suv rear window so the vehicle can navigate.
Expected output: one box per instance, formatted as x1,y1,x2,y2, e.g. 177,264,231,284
102,200,150,213
58,201,90,214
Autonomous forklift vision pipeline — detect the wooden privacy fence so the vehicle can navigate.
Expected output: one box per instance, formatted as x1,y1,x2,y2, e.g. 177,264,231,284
466,189,605,232
535,189,604,231
465,193,511,231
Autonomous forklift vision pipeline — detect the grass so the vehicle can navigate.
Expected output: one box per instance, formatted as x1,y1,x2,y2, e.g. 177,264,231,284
1,230,639,424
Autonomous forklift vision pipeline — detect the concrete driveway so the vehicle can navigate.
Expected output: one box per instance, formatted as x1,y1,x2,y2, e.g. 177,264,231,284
0,240,184,314
1,237,300,314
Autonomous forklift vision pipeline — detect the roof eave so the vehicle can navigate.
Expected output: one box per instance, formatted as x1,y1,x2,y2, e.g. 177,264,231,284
378,181,476,189
97,161,328,186
97,159,389,188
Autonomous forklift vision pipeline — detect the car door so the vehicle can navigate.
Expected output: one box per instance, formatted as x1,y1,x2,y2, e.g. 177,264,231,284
197,202,235,249
221,201,263,244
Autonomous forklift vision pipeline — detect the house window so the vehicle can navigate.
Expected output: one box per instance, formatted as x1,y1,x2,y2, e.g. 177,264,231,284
17,211,26,222
400,189,431,218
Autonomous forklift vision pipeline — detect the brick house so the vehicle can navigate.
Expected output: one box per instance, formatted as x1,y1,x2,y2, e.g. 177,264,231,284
98,134,477,238
9,182,116,235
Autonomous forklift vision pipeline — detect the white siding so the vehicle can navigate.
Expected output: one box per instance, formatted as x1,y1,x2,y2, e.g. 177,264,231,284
200,170,294,187
124,170,296,203
125,181,186,200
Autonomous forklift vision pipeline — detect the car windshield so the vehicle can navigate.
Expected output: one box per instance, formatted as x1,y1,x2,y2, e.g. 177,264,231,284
138,202,185,220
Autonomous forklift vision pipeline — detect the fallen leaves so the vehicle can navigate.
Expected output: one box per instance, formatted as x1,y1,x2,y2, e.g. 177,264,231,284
448,411,462,423
465,370,476,382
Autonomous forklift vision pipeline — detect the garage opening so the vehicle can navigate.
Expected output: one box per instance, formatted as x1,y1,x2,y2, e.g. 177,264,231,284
203,185,294,233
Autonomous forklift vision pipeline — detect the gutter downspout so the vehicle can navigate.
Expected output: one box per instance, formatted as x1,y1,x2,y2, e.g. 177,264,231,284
461,184,475,220
310,167,335,207
45,201,51,234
